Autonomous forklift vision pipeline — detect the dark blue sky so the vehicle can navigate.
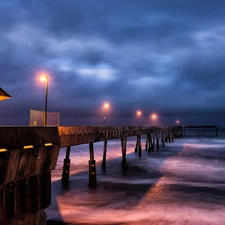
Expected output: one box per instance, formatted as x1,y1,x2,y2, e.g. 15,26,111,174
0,0,225,127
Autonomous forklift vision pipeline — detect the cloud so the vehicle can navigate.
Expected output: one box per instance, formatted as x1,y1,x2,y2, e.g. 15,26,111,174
0,0,225,126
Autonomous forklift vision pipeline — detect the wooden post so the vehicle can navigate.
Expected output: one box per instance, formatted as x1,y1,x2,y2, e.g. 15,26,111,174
101,140,107,169
121,137,127,170
61,146,71,184
137,135,142,157
156,131,159,151
152,132,155,151
171,130,174,142
89,143,97,187
145,134,148,151
149,132,153,152
161,130,165,147
145,133,151,152
134,136,138,153
168,130,171,143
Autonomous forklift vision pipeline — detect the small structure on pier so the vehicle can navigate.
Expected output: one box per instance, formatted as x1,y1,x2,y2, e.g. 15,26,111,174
0,88,11,101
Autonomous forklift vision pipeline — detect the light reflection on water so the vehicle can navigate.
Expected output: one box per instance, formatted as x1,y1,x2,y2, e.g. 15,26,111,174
46,134,225,225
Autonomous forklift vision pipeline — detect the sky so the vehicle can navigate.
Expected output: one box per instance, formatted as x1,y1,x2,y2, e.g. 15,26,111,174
0,0,225,127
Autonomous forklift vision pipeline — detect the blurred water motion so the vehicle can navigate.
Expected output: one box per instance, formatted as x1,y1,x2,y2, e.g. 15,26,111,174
46,133,225,225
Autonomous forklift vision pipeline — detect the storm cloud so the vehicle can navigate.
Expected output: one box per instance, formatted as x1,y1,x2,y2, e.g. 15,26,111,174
0,0,225,126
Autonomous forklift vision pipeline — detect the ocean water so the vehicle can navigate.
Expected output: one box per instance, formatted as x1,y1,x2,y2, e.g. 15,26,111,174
46,131,225,225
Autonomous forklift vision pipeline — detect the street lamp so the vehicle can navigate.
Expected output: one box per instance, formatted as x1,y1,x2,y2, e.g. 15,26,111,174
103,103,109,125
150,113,158,125
40,75,48,126
136,110,142,126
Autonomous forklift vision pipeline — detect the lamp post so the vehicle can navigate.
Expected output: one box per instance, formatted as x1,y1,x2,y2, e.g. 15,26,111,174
150,113,158,125
40,76,48,126
136,110,142,126
103,103,109,125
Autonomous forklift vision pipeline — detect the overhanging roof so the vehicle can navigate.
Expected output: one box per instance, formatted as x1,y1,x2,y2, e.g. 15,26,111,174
0,87,11,101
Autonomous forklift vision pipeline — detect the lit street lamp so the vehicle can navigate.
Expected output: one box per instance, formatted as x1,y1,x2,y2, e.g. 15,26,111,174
40,75,48,126
103,103,109,125
150,113,158,125
136,110,142,126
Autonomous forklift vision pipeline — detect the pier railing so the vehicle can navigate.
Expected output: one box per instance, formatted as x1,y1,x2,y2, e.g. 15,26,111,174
58,125,182,147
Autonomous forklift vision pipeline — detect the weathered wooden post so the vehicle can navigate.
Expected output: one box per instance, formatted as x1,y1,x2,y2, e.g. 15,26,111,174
101,140,107,169
149,132,153,152
61,146,71,184
167,129,171,143
135,135,142,157
89,142,97,186
156,131,159,151
161,130,165,147
121,137,127,170
145,133,150,152
152,131,156,151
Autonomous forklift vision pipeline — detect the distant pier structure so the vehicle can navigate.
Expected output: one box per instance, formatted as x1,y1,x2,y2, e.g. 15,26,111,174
0,125,218,224
183,125,218,137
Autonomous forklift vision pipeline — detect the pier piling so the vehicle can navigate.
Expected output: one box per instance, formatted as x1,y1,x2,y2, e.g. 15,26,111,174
89,143,97,187
121,137,127,170
101,140,107,169
61,146,71,184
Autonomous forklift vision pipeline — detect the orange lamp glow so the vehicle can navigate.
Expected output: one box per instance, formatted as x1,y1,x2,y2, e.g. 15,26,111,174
40,76,48,82
151,113,158,120
104,103,109,109
136,110,142,116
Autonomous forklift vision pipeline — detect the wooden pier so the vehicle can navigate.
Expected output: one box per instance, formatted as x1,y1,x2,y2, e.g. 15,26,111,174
58,126,183,185
0,125,217,225
183,125,218,136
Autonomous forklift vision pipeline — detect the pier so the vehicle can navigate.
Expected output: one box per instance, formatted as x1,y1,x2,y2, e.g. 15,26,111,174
0,125,217,224
183,125,218,136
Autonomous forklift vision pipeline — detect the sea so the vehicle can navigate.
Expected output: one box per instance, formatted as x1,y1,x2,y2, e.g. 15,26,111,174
45,129,225,225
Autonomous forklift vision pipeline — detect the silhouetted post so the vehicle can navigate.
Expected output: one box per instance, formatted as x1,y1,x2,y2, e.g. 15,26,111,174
156,131,159,151
121,137,127,170
161,130,165,147
61,146,71,184
101,140,107,169
89,143,97,186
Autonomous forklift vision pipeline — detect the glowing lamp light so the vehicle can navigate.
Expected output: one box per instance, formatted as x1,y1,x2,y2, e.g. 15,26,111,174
40,76,48,82
103,102,110,125
150,113,158,121
104,103,109,109
136,110,142,126
136,110,142,117
176,120,180,124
